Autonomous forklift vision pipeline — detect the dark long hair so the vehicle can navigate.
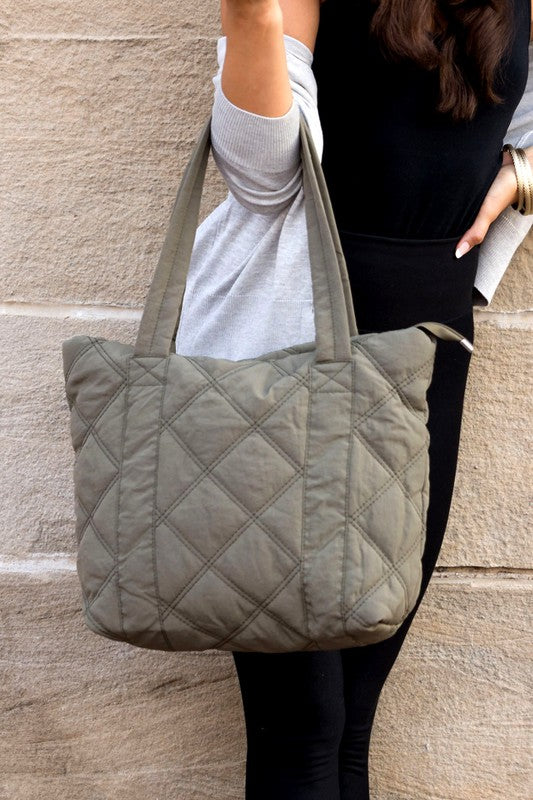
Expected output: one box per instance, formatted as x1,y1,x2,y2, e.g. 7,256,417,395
367,0,515,122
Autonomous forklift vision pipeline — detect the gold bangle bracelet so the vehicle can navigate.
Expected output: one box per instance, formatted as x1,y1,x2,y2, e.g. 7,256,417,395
503,143,526,211
502,143,533,215
513,147,533,215
516,148,533,215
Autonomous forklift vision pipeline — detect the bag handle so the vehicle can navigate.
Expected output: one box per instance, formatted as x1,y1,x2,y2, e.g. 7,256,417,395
133,110,358,362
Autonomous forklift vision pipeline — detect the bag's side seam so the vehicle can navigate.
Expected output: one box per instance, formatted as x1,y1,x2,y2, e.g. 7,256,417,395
301,362,313,643
152,356,173,650
114,355,133,640
82,361,131,621
418,428,431,558
341,356,357,636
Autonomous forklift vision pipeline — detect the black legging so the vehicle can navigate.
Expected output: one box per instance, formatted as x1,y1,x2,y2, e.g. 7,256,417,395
231,229,478,800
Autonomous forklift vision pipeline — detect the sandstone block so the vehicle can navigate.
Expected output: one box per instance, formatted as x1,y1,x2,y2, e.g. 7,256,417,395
445,316,532,567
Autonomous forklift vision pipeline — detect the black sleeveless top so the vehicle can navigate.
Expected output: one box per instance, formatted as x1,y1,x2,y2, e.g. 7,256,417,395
311,0,531,239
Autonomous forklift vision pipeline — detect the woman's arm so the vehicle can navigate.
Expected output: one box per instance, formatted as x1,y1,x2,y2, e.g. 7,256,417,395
220,0,321,117
462,38,533,305
208,0,324,215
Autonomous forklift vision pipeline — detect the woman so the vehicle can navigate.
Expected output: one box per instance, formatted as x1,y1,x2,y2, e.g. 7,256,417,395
175,1,532,797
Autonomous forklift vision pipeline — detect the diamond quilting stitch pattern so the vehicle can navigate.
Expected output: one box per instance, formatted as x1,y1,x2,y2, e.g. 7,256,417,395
63,323,436,652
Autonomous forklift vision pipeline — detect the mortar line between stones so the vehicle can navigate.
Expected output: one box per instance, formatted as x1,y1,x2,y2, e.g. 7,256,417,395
0,555,531,583
0,34,164,43
1,301,532,327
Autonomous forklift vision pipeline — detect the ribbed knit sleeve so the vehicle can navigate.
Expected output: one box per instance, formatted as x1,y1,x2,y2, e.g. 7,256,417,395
474,42,533,306
209,34,324,215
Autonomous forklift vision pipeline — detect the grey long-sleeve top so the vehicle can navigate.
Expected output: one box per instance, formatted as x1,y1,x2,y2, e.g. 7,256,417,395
174,35,532,361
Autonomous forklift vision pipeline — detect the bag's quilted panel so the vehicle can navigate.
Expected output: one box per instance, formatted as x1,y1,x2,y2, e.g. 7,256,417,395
154,353,311,652
62,326,436,653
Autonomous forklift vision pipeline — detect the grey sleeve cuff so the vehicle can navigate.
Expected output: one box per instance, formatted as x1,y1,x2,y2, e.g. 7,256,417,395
211,75,302,173
473,207,533,306
207,34,322,215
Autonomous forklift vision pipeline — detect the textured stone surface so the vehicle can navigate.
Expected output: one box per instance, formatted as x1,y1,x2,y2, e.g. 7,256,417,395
372,574,532,800
487,227,533,310
444,315,532,566
0,0,225,307
0,570,244,800
1,0,217,34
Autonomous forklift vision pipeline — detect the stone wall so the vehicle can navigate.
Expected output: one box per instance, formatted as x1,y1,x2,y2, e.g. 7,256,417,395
1,3,531,798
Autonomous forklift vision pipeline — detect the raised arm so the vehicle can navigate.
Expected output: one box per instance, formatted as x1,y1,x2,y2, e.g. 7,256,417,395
220,0,321,117
467,39,533,305
210,0,324,214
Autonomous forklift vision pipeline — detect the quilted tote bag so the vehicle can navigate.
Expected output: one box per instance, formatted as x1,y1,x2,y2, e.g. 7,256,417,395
62,110,473,654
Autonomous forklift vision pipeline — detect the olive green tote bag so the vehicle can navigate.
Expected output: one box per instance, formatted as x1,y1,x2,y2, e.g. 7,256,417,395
61,111,473,654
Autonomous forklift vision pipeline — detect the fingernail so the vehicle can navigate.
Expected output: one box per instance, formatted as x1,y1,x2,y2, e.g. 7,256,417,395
455,241,471,259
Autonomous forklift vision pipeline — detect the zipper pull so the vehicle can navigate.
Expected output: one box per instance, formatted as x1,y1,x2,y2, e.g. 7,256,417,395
416,321,474,353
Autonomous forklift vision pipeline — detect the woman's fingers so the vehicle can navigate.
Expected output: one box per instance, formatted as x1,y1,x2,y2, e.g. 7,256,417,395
455,163,519,258
455,145,533,258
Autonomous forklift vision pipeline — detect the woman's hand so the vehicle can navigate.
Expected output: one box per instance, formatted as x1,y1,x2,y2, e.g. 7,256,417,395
455,145,533,258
